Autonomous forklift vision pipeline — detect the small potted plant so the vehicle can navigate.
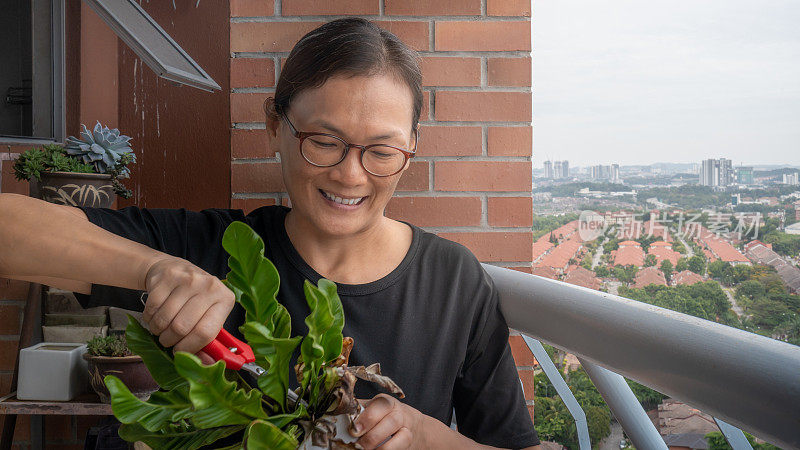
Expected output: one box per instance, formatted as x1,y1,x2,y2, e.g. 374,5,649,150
13,121,136,208
84,334,158,403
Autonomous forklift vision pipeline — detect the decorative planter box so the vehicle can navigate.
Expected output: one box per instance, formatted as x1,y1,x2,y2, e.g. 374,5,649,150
17,342,88,401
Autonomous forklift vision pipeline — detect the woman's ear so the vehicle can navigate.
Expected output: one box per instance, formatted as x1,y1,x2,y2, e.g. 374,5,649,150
266,113,280,139
266,117,281,160
264,97,280,139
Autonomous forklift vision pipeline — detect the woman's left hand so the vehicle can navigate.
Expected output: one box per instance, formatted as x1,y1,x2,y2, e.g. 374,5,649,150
350,394,426,449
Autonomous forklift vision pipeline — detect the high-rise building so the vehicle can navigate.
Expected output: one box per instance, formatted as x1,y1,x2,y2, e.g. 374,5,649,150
589,164,620,182
719,158,733,186
736,166,754,185
544,160,570,179
700,158,735,187
551,160,569,179
543,161,553,179
783,172,799,186
700,159,717,186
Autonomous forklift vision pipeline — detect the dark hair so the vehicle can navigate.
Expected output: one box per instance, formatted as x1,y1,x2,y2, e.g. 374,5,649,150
265,18,423,131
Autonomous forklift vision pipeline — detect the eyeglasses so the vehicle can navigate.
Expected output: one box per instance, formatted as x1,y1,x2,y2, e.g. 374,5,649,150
280,111,417,177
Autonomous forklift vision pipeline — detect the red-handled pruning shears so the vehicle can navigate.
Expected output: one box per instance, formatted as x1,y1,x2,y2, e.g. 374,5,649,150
202,328,265,376
139,293,265,377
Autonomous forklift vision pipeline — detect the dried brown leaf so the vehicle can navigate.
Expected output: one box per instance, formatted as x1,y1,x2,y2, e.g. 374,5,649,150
330,337,354,367
326,369,358,415
346,364,405,399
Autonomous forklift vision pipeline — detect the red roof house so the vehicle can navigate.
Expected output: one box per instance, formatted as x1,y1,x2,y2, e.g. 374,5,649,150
672,270,704,286
538,236,583,272
532,265,560,280
563,267,602,290
634,266,667,288
613,241,645,267
648,241,681,266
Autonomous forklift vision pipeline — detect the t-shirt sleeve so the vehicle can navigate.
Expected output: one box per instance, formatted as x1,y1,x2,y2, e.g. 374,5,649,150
73,206,246,310
452,267,540,449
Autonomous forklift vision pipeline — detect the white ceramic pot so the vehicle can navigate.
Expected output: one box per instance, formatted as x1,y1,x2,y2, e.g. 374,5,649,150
17,342,88,401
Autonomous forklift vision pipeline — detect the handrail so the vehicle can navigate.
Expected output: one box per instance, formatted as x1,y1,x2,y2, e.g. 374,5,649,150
483,264,800,449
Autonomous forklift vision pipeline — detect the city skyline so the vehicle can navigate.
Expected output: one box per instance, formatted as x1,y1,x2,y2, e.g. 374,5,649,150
533,0,800,166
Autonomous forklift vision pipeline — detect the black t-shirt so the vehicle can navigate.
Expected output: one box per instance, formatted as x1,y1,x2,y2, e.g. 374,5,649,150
76,205,539,448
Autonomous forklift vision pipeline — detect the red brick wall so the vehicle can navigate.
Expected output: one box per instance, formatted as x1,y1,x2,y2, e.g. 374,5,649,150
229,0,536,423
229,1,533,270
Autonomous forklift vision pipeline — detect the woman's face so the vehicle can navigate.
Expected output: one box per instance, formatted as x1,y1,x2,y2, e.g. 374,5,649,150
268,73,416,238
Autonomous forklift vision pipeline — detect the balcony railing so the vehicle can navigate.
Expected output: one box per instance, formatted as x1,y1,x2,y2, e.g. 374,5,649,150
483,264,800,450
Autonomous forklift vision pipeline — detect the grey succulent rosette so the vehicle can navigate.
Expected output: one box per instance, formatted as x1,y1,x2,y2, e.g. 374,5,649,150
65,121,136,176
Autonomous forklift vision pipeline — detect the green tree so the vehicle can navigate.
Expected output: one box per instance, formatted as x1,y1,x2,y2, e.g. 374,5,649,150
750,298,791,329
764,231,800,256
775,315,800,343
603,237,620,253
644,254,657,268
660,260,674,282
675,257,689,272
688,255,706,274
613,265,638,284
731,264,753,284
534,372,556,398
585,406,611,447
736,280,766,303
672,241,687,254
626,380,666,411
705,431,781,450
683,281,731,318
756,273,788,296
708,260,734,285
594,265,610,278
636,235,661,252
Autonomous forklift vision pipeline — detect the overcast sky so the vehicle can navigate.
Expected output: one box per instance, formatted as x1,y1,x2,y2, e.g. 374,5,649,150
533,0,800,168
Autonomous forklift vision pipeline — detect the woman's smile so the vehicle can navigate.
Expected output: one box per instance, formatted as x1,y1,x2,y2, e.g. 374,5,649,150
319,188,368,209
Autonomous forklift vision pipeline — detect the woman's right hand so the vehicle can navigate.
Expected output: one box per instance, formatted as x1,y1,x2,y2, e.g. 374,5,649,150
141,257,235,358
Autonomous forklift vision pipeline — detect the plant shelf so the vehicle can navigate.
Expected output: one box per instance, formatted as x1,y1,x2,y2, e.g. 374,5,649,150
0,392,112,416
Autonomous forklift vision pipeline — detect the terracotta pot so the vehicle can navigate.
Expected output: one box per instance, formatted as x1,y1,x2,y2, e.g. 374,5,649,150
83,354,158,403
33,172,116,208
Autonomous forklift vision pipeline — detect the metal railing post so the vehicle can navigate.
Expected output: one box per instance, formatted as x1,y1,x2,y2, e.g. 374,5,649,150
714,418,753,450
579,359,667,450
521,335,591,450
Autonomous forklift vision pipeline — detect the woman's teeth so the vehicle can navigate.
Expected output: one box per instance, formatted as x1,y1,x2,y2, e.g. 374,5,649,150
322,190,363,205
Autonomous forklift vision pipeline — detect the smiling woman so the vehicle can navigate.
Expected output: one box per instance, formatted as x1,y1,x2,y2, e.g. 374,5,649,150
0,17,539,450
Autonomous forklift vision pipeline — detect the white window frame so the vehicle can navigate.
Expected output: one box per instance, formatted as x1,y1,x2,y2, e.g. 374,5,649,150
85,0,221,92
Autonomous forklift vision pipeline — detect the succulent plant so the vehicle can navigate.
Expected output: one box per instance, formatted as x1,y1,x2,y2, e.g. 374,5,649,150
87,335,132,357
65,121,135,174
13,144,95,181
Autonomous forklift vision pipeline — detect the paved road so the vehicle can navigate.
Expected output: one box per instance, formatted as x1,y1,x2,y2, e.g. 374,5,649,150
592,237,607,269
598,421,625,450
723,287,746,317
677,234,694,258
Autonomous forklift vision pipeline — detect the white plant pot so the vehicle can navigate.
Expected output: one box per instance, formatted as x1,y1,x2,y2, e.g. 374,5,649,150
17,342,88,401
